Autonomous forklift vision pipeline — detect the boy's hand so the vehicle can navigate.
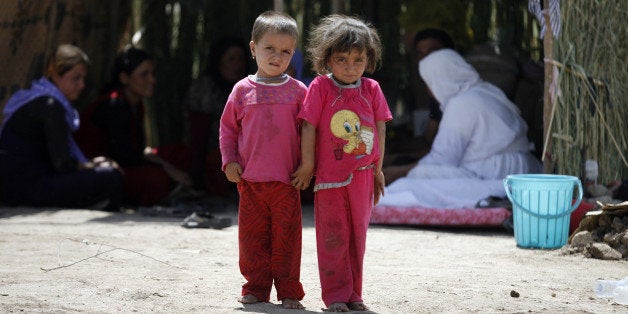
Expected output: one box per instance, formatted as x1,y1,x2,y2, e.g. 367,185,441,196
291,165,313,190
374,169,385,205
225,162,243,183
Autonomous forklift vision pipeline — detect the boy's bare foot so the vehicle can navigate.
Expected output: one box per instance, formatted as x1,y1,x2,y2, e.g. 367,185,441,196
282,298,304,309
238,294,258,304
348,302,369,311
324,302,350,312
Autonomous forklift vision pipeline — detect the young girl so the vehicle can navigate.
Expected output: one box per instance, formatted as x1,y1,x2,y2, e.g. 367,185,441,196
219,11,308,310
293,15,392,312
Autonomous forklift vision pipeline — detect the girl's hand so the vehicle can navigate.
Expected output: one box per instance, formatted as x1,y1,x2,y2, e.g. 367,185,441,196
291,165,314,190
225,162,243,183
373,169,385,205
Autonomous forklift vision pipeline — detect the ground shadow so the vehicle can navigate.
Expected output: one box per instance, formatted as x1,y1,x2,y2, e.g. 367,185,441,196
238,302,321,313
2,202,511,236
369,223,513,237
237,301,380,313
88,204,238,225
0,198,237,226
0,206,53,218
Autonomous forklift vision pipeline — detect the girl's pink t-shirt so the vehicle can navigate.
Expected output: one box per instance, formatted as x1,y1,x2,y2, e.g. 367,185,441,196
220,77,307,185
298,75,392,186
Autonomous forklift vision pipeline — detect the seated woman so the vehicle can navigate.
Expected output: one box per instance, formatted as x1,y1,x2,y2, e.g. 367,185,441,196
380,49,542,209
76,47,191,206
0,44,123,210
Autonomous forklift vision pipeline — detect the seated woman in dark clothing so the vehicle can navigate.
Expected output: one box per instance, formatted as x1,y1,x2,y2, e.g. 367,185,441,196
76,47,192,206
0,44,123,210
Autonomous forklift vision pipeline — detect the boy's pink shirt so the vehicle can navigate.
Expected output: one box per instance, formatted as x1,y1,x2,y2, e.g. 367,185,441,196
298,75,392,185
219,77,307,185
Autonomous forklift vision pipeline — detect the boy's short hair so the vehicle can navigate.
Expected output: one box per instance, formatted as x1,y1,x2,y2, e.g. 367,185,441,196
251,11,299,43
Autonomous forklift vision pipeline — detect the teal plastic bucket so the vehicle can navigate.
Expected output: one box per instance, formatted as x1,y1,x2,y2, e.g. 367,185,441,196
503,174,583,249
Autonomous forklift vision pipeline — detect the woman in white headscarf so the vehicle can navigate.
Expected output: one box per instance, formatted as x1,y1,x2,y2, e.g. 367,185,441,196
409,48,541,180
379,49,541,209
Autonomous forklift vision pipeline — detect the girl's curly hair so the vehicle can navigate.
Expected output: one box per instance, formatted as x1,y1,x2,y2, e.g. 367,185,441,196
306,14,382,75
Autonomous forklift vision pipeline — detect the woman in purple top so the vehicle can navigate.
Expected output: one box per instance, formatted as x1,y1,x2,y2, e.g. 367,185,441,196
0,44,122,210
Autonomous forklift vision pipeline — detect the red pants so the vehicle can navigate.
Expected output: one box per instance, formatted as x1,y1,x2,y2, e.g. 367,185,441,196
315,168,373,306
237,180,305,302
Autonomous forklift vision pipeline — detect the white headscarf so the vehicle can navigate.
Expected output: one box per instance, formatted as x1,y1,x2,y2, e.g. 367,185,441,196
418,49,520,115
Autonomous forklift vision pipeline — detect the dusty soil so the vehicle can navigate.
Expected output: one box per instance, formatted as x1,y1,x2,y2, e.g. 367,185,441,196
1,204,627,313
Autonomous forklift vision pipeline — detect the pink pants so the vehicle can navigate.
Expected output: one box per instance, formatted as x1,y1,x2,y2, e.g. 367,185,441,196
237,180,305,302
314,168,373,306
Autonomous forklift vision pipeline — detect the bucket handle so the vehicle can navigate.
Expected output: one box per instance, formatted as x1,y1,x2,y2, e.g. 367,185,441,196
503,178,583,219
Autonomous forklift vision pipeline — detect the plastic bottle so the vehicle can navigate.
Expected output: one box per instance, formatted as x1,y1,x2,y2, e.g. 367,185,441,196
595,277,628,298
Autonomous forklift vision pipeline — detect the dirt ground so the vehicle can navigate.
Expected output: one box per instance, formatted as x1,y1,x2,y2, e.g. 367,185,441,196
1,204,627,313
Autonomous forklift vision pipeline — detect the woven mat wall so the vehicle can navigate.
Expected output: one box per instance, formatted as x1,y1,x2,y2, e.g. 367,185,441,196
0,0,129,116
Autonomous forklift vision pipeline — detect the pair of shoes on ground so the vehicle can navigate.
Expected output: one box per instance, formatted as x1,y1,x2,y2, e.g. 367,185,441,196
181,212,232,229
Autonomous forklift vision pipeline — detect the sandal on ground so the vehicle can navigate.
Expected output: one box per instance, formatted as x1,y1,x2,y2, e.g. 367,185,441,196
181,212,232,229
